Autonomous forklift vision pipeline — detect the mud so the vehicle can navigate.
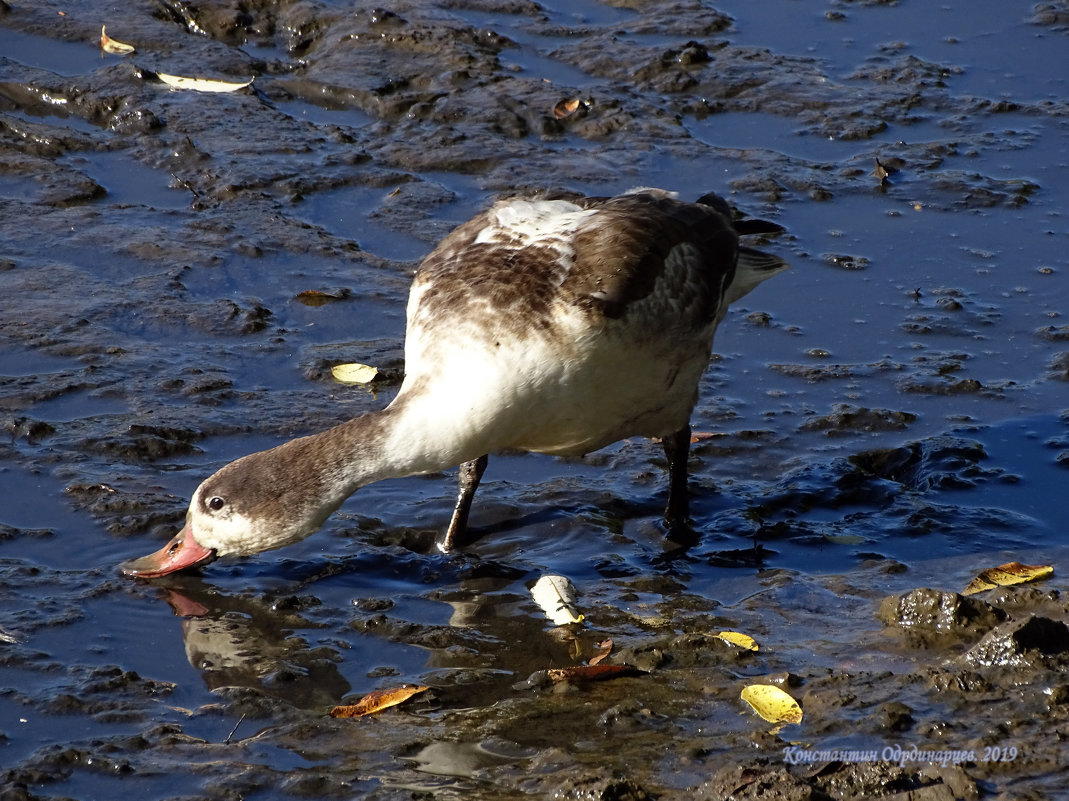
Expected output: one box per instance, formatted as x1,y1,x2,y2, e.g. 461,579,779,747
2,0,1068,799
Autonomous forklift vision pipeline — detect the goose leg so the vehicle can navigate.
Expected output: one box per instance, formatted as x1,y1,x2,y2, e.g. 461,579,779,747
438,454,489,552
662,425,691,530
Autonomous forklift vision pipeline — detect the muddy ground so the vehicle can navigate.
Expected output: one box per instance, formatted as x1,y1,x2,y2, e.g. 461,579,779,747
1,0,1068,799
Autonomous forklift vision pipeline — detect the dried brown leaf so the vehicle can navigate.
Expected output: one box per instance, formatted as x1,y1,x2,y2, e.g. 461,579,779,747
553,97,581,119
588,639,613,666
329,684,428,718
295,289,347,307
546,664,645,684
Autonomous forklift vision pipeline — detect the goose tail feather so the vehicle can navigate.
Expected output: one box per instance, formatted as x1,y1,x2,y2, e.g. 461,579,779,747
726,246,789,305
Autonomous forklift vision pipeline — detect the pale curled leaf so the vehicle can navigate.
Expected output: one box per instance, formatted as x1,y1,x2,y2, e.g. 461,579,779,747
822,532,866,545
101,25,135,55
740,684,802,725
531,574,583,625
156,72,254,93
962,561,1054,596
716,631,759,651
330,684,428,718
331,362,380,384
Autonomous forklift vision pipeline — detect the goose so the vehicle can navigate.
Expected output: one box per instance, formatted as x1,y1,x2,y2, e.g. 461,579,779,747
121,188,787,578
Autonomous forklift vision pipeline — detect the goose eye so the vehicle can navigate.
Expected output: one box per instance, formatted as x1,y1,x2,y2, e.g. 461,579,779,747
207,496,226,511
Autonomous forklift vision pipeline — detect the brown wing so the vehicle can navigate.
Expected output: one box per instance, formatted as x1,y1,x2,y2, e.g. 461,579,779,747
409,191,745,340
410,202,577,334
563,192,739,322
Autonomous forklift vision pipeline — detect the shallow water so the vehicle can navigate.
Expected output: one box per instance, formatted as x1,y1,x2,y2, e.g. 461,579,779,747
2,0,1068,798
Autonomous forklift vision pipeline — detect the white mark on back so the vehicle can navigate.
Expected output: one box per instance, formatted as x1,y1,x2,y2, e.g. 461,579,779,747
474,199,598,265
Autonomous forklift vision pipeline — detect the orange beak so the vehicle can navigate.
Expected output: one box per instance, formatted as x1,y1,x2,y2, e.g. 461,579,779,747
120,519,216,578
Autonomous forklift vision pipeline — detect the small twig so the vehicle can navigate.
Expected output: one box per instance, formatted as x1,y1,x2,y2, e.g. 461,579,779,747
170,171,201,201
224,713,247,745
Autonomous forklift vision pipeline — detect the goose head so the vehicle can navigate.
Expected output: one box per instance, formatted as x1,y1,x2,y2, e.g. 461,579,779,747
120,436,353,578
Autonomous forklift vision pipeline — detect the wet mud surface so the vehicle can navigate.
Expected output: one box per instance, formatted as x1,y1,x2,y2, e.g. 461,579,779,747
2,0,1068,798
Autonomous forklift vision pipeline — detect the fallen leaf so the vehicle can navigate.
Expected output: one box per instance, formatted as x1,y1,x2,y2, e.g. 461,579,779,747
546,664,645,684
716,631,759,651
330,684,428,718
531,574,584,625
588,639,613,666
101,25,135,55
553,97,582,119
725,767,766,796
331,362,380,384
295,289,348,307
822,532,866,545
962,561,1054,596
740,684,803,724
156,72,254,93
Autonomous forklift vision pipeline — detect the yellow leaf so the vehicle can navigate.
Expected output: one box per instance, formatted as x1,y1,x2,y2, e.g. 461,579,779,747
962,561,1054,595
740,684,802,725
331,363,379,384
101,25,135,55
716,631,759,651
156,72,254,93
330,684,428,718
